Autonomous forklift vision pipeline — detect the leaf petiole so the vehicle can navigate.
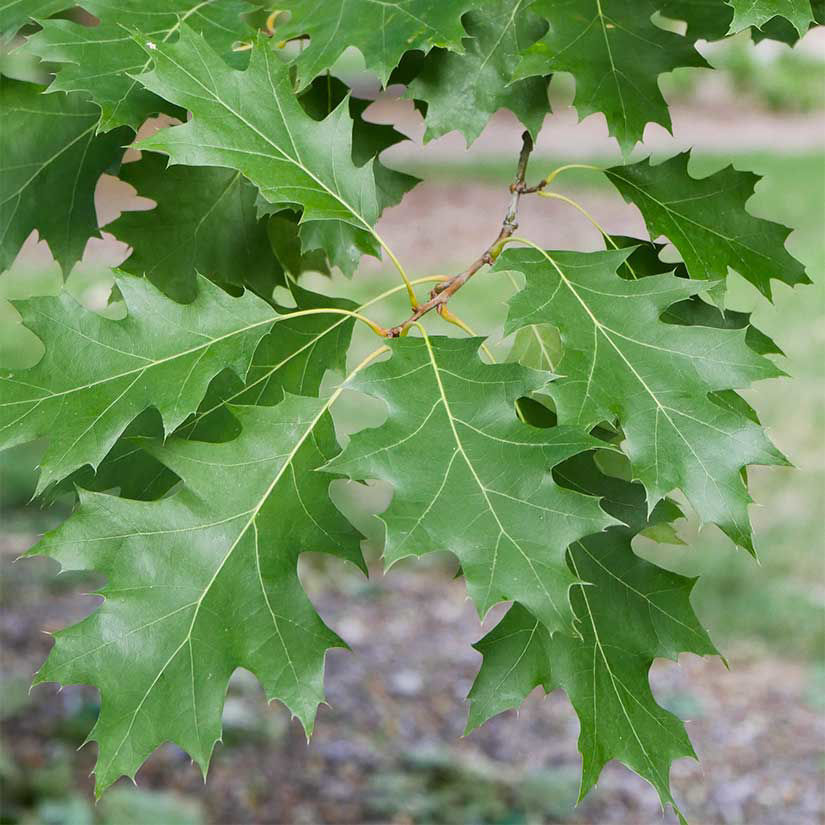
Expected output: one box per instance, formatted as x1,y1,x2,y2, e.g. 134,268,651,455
541,163,603,189
536,191,637,279
269,306,388,337
371,228,419,309
436,306,496,363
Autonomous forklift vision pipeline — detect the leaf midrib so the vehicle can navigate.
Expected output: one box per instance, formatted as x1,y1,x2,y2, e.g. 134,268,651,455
418,332,565,624
0,122,96,207
147,41,378,242
0,309,275,408
103,0,216,129
575,541,712,650
606,168,780,269
100,390,338,781
568,554,676,806
531,247,742,531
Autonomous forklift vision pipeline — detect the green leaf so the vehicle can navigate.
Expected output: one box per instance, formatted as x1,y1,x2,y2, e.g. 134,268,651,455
0,0,70,44
292,74,419,275
273,0,478,88
110,154,287,304
135,29,392,275
266,212,330,280
553,549,696,822
640,520,686,545
514,0,706,153
42,409,179,504
0,274,274,494
299,74,417,196
181,284,357,441
727,0,814,34
467,452,718,820
660,0,734,40
507,323,561,371
661,0,820,42
662,294,783,356
326,335,617,634
608,235,783,355
0,79,129,272
46,285,357,500
605,153,810,297
407,0,551,146
29,0,256,132
465,602,554,732
29,395,364,795
499,246,787,552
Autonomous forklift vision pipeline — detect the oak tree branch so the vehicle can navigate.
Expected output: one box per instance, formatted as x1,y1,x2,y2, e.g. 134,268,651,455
386,131,535,337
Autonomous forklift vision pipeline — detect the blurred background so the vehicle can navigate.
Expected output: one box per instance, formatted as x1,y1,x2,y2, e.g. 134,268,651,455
1,26,824,825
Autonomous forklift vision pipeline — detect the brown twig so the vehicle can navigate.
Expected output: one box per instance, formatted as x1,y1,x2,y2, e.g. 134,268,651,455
386,131,535,338
517,180,548,195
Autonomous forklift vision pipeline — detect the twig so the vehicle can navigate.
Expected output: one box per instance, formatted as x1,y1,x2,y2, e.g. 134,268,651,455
386,132,535,337
517,162,603,194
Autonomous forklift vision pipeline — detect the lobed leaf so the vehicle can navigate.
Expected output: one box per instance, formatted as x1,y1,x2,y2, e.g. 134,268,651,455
0,0,71,45
44,285,358,500
515,0,706,153
30,396,364,796
29,0,256,132
273,0,478,88
660,0,735,40
134,28,393,275
182,284,358,441
608,235,783,355
605,153,810,297
727,0,814,34
407,0,551,146
499,246,787,552
661,0,822,43
290,74,419,276
468,452,719,821
0,79,129,272
5,1,816,814
110,154,289,304
327,335,618,635
0,274,275,494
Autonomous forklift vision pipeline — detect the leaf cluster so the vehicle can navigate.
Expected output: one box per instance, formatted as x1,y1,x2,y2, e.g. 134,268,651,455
0,1,815,819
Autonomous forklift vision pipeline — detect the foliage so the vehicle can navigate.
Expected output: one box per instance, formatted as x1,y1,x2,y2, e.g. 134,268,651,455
0,1,817,820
